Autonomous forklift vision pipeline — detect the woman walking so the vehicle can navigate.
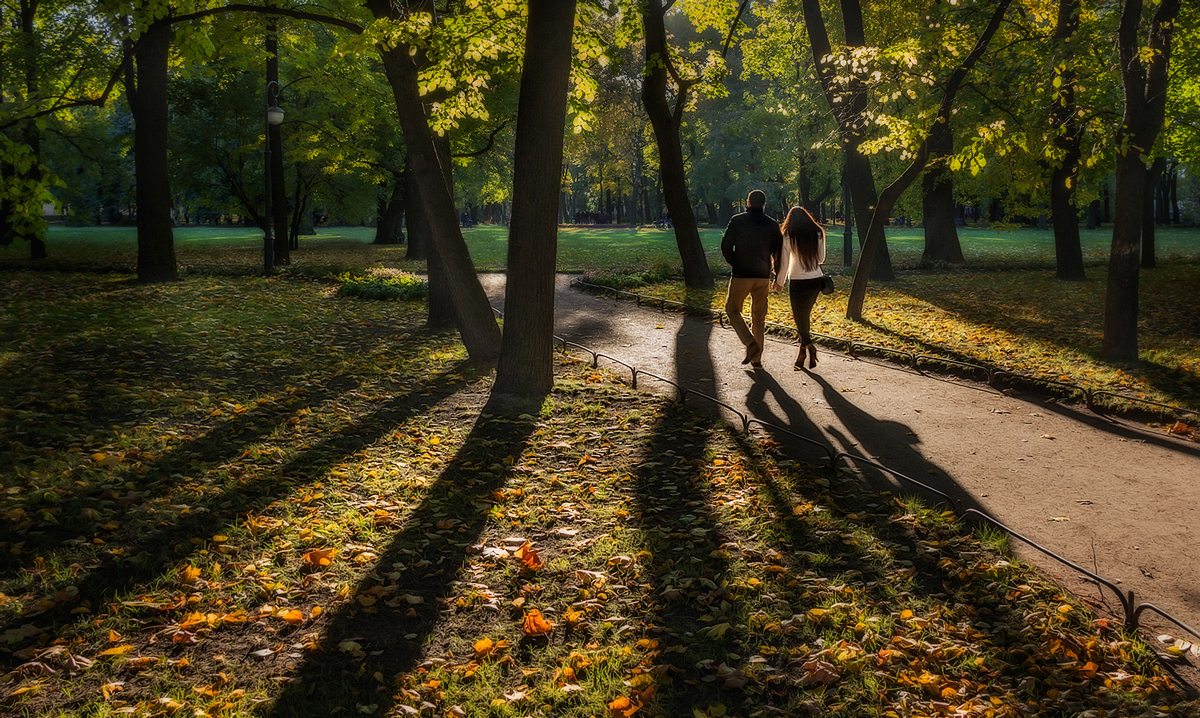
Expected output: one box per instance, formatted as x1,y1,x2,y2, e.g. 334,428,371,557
772,206,826,370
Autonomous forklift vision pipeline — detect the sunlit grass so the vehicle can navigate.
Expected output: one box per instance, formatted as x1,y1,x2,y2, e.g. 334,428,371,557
1,272,1196,716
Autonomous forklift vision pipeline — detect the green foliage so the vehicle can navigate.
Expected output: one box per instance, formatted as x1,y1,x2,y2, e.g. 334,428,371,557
335,267,428,300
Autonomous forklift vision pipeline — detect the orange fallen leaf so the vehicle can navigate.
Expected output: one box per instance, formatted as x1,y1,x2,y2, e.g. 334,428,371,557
278,609,304,625
474,637,494,657
99,645,135,657
519,546,544,572
303,548,335,568
181,565,201,584
310,606,323,619
607,696,639,717
522,609,554,636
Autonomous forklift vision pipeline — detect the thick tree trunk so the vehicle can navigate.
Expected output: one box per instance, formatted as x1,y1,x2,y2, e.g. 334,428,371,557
491,0,576,406
266,19,289,265
1050,133,1085,278
1049,0,1085,280
129,22,178,283
1141,156,1166,269
371,1,500,363
1105,154,1145,358
17,0,46,260
1102,0,1179,360
403,157,428,261
921,123,964,265
374,178,405,244
641,0,713,289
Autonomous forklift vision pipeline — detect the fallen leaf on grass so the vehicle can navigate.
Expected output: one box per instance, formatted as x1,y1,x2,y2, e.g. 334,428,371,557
101,682,124,699
303,548,335,568
513,541,544,571
97,645,134,657
798,660,840,686
522,609,554,636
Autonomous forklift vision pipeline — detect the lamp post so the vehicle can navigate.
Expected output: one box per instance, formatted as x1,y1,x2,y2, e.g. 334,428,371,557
263,80,284,275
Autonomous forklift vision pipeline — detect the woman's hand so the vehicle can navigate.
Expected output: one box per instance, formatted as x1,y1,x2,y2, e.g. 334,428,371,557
771,282,784,292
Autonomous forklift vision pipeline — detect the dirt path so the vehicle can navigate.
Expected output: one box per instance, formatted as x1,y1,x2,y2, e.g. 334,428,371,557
481,274,1200,647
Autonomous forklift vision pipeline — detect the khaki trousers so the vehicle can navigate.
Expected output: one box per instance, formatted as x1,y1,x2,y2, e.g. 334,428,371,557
724,277,769,361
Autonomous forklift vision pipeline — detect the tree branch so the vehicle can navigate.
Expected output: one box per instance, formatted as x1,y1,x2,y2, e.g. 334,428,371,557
451,120,511,158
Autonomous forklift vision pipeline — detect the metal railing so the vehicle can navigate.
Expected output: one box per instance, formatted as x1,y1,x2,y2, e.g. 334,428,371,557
537,281,1200,647
570,278,1200,423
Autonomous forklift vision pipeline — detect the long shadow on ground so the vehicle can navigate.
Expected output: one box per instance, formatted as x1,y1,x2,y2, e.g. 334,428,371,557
0,364,473,663
264,412,538,716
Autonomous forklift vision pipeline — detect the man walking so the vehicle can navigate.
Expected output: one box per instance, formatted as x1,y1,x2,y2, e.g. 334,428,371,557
721,190,782,367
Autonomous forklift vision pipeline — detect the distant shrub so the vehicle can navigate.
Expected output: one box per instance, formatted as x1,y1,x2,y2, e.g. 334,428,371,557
580,264,676,290
336,268,428,300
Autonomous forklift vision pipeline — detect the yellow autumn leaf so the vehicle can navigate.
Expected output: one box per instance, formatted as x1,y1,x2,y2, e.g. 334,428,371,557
99,644,135,657
278,609,305,625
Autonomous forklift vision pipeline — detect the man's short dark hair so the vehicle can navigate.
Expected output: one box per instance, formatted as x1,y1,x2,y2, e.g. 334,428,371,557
747,190,766,208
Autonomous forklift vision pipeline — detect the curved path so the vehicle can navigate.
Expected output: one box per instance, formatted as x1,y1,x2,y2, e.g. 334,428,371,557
480,274,1200,645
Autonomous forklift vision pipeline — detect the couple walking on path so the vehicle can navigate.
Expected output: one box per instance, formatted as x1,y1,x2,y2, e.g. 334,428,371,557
722,189,827,371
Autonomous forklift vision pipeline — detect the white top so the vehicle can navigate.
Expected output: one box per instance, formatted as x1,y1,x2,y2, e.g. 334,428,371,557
777,233,826,282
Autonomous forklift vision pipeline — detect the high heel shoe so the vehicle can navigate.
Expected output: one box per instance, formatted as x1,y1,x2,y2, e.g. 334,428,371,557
794,345,808,370
807,343,818,369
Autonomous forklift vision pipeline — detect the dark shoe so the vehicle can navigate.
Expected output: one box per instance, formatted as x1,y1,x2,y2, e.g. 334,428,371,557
794,346,807,370
808,343,818,369
741,340,760,365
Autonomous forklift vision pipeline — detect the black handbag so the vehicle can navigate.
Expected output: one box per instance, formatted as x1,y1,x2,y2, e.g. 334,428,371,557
820,274,835,295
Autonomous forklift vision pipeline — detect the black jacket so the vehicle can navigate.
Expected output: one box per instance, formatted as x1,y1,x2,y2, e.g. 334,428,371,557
721,208,782,279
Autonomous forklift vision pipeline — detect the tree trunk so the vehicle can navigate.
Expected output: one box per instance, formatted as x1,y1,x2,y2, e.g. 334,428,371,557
370,0,500,363
129,22,178,283
921,122,964,264
1086,199,1101,229
1049,0,1086,281
1102,0,1179,360
374,177,406,244
491,0,576,406
266,19,289,265
1168,160,1179,223
403,156,428,260
641,0,713,289
1141,156,1166,269
16,0,46,260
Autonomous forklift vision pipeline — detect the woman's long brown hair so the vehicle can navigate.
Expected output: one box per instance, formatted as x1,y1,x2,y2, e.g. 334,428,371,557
779,206,824,272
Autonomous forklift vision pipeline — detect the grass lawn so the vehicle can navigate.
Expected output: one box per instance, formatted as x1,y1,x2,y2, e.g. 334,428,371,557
1,272,1196,716
4,223,1198,416
12,222,1200,274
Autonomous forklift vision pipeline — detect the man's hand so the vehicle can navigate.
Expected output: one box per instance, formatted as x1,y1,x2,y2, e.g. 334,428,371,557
771,282,783,292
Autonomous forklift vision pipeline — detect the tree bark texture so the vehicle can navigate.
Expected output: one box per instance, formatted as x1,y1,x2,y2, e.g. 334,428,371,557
641,0,714,289
371,0,500,362
1102,0,1179,360
129,22,178,283
1050,0,1085,280
1140,156,1166,269
492,0,577,404
15,0,46,260
266,20,289,265
374,177,405,244
920,122,964,265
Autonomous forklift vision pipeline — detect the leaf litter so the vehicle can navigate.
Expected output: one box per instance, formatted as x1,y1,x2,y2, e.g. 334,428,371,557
0,272,1196,717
